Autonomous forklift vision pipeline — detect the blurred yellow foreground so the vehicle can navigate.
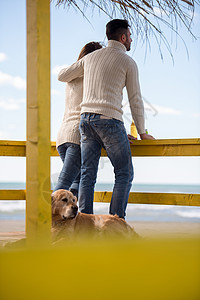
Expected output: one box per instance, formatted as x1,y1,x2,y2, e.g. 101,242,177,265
0,237,199,300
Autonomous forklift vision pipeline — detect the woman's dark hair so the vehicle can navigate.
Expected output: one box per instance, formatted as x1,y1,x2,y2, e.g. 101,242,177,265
106,19,130,41
78,42,102,60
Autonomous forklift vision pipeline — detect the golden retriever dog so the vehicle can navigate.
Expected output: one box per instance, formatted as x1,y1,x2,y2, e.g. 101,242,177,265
5,189,138,248
52,189,139,242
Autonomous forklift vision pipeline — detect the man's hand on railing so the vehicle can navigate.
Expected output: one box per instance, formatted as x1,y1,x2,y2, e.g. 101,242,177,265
140,133,155,140
128,133,155,143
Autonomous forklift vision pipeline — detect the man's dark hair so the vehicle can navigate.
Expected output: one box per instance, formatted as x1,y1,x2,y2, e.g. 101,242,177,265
106,19,130,41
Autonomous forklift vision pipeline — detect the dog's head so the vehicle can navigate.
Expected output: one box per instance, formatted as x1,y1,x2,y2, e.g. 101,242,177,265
51,189,78,220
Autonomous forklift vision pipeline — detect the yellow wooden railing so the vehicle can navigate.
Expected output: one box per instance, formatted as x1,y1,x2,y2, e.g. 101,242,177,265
1,139,200,207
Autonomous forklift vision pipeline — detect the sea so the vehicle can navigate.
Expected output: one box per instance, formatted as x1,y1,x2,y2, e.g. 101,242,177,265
0,182,200,223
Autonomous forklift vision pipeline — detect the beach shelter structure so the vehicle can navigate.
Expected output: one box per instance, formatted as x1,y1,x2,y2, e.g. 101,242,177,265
0,2,200,298
25,0,200,244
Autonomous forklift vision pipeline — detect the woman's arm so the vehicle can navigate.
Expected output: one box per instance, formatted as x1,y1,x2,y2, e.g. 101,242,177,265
58,59,84,82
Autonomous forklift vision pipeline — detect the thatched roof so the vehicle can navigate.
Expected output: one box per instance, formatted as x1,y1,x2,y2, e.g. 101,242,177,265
53,0,200,57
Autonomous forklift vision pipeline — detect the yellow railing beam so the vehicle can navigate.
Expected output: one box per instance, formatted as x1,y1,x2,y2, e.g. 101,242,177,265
26,0,51,245
1,190,199,206
0,190,26,201
0,141,26,156
94,191,200,206
128,138,200,157
0,138,200,157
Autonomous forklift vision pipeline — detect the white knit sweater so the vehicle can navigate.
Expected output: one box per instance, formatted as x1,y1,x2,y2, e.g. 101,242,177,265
58,40,145,134
56,77,82,148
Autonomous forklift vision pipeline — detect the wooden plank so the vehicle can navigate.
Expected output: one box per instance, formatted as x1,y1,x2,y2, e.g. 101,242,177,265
94,191,200,206
0,139,199,157
129,143,200,157
0,141,26,146
126,138,200,157
1,190,199,207
0,190,26,200
1,138,199,147
52,138,200,157
26,0,51,245
0,141,26,156
51,141,59,157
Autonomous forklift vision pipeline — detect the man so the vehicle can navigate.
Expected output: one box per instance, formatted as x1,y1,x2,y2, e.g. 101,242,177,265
58,19,155,219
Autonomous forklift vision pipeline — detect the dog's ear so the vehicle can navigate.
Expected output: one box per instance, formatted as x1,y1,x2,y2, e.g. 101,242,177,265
51,192,58,208
51,192,57,215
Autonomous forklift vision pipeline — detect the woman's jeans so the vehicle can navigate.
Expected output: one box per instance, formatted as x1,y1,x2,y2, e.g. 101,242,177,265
79,113,134,218
54,142,81,194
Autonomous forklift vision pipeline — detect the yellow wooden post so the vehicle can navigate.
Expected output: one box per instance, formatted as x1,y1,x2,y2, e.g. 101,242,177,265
26,0,51,244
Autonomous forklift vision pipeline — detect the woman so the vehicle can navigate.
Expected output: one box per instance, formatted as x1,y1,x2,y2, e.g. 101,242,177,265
54,42,102,197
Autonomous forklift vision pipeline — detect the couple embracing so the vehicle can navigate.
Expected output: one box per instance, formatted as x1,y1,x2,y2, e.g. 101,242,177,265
54,19,155,220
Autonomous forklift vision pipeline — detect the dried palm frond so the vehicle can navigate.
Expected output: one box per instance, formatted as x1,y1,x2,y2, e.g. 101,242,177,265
52,0,200,58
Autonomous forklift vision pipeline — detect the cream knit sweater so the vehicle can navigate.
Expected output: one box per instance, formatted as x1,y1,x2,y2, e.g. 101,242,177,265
56,77,82,148
58,40,145,135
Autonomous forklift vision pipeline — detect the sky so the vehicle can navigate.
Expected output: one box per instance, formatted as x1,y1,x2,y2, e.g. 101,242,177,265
0,0,200,185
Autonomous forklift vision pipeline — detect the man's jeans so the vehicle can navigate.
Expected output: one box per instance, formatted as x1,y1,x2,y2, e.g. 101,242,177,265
79,113,134,218
54,142,81,194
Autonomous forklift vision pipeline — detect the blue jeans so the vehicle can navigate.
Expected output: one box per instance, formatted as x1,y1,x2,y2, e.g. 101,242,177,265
54,142,81,194
79,113,133,218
